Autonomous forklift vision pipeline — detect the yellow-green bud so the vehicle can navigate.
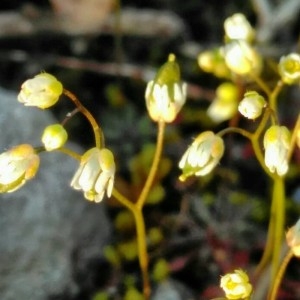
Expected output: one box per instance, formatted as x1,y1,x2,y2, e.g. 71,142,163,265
0,144,40,193
42,124,68,151
18,73,63,109
207,82,239,123
238,91,266,119
278,53,300,85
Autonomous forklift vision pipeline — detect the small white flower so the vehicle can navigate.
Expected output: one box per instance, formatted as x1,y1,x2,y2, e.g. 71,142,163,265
224,13,255,42
178,131,224,181
18,73,63,109
145,80,187,123
223,40,262,75
278,53,300,85
220,269,252,300
207,82,239,123
238,91,266,119
71,147,115,203
264,126,291,176
0,144,40,193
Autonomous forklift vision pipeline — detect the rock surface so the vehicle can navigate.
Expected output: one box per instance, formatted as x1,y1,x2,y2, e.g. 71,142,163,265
0,87,111,300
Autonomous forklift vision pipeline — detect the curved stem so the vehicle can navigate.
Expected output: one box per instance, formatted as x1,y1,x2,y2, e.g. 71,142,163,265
63,89,104,149
112,188,135,211
217,126,253,140
269,250,293,300
137,120,165,210
57,147,81,161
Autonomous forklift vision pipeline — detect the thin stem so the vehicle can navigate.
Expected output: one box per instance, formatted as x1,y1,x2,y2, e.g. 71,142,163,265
63,89,104,148
217,127,253,140
57,147,81,161
269,250,293,300
112,188,135,212
251,73,272,97
269,80,284,113
287,113,300,162
61,108,80,126
137,120,166,210
132,209,151,300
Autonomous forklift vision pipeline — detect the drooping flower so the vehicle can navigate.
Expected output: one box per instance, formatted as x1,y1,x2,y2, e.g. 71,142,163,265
224,13,255,42
178,131,224,181
70,147,115,203
263,125,291,176
18,73,63,109
278,53,300,85
0,144,40,193
223,40,262,75
238,91,266,119
145,54,187,123
220,269,252,300
207,82,239,123
286,218,300,257
42,124,68,151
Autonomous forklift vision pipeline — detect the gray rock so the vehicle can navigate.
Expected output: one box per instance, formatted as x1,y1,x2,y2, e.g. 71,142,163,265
0,87,111,299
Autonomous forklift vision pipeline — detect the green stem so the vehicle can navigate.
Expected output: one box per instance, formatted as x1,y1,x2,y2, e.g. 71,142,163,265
269,80,284,113
269,250,293,300
57,147,81,161
112,188,151,300
63,89,104,149
137,120,166,210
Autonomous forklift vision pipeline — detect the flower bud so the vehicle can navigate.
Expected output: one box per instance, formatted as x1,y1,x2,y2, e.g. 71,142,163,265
70,147,115,203
223,40,262,75
220,269,252,300
238,91,266,119
0,144,40,193
145,54,187,123
224,13,255,42
178,131,224,181
207,82,239,123
278,53,300,85
18,73,63,109
286,219,300,257
42,124,68,151
264,125,291,176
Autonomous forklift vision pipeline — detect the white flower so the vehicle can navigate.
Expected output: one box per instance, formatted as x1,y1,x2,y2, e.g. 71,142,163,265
207,82,239,123
223,40,262,75
42,124,68,151
220,269,252,300
224,13,255,42
286,219,300,257
178,131,224,181
263,126,291,176
71,147,115,203
18,73,63,109
278,53,300,85
0,144,40,193
238,91,266,119
145,80,187,123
